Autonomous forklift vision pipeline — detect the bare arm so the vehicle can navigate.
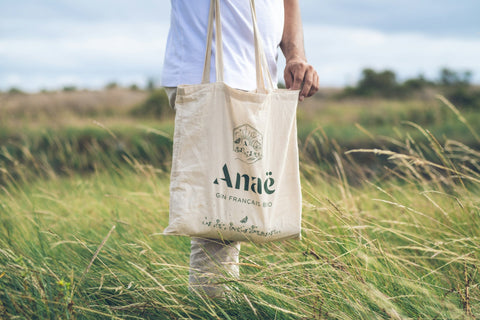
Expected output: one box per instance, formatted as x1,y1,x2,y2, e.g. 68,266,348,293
280,0,319,101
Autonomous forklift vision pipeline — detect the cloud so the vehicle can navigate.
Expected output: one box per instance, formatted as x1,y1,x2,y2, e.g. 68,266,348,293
300,0,480,38
0,19,169,90
299,25,480,86
0,0,171,23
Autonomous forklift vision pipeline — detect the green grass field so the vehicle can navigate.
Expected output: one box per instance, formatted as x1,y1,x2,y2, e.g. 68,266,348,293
1,89,480,319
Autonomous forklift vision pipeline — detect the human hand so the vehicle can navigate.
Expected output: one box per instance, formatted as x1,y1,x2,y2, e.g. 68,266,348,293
284,58,319,101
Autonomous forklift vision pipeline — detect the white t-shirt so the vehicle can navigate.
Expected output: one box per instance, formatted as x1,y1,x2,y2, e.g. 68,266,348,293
161,0,284,91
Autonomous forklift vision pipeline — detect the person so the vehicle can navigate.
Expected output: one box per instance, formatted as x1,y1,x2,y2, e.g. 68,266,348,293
161,0,319,297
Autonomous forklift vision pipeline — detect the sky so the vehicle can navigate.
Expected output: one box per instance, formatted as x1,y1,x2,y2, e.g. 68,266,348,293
1,0,479,91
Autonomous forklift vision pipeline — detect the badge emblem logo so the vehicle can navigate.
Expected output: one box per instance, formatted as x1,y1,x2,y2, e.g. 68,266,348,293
233,124,263,163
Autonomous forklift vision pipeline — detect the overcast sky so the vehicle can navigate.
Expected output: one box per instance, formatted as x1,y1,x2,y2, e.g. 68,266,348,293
1,0,479,91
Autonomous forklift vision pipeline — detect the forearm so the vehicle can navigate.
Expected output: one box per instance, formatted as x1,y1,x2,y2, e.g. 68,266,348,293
280,0,306,62
280,0,319,99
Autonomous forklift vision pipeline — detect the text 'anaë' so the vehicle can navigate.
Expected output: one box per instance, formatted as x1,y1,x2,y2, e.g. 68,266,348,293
213,164,275,194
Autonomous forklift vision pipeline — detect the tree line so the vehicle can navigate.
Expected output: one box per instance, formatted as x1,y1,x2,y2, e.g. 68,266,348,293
342,68,480,109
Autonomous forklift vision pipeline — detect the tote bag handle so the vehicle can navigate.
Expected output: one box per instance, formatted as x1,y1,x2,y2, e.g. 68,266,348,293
201,0,275,92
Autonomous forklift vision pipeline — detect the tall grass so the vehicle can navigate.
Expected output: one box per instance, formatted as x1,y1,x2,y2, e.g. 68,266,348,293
0,97,480,319
0,124,174,186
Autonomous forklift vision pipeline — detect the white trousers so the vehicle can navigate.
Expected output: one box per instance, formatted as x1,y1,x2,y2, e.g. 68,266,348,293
189,238,241,297
164,87,242,297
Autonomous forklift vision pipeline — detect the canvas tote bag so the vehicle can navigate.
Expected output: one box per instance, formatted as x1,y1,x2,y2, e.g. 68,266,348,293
164,0,302,243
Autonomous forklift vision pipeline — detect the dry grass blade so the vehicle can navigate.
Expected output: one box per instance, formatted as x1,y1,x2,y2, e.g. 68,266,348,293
70,225,116,299
346,148,480,184
437,94,480,143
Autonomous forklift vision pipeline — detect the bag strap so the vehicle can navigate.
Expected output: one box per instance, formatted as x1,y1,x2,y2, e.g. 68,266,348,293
250,0,275,91
202,0,224,84
201,0,275,92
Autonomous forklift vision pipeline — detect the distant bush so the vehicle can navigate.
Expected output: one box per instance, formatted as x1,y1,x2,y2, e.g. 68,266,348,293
130,89,172,119
146,78,157,92
356,69,400,97
444,86,480,110
8,87,24,95
129,84,140,91
63,86,77,92
342,69,404,98
437,68,480,109
438,68,472,87
105,82,118,90
401,74,434,91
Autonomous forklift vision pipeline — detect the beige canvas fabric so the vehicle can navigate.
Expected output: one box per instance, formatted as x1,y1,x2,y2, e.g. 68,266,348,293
164,0,302,243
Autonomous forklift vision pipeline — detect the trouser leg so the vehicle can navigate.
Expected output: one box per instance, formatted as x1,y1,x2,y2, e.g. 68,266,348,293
189,237,241,297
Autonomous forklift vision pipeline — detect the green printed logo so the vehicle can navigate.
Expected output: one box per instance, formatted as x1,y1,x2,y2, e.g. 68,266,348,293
213,164,275,194
201,216,281,237
233,124,263,163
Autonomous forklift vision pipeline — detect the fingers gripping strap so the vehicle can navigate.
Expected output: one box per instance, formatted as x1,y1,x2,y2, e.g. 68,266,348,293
201,0,274,91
